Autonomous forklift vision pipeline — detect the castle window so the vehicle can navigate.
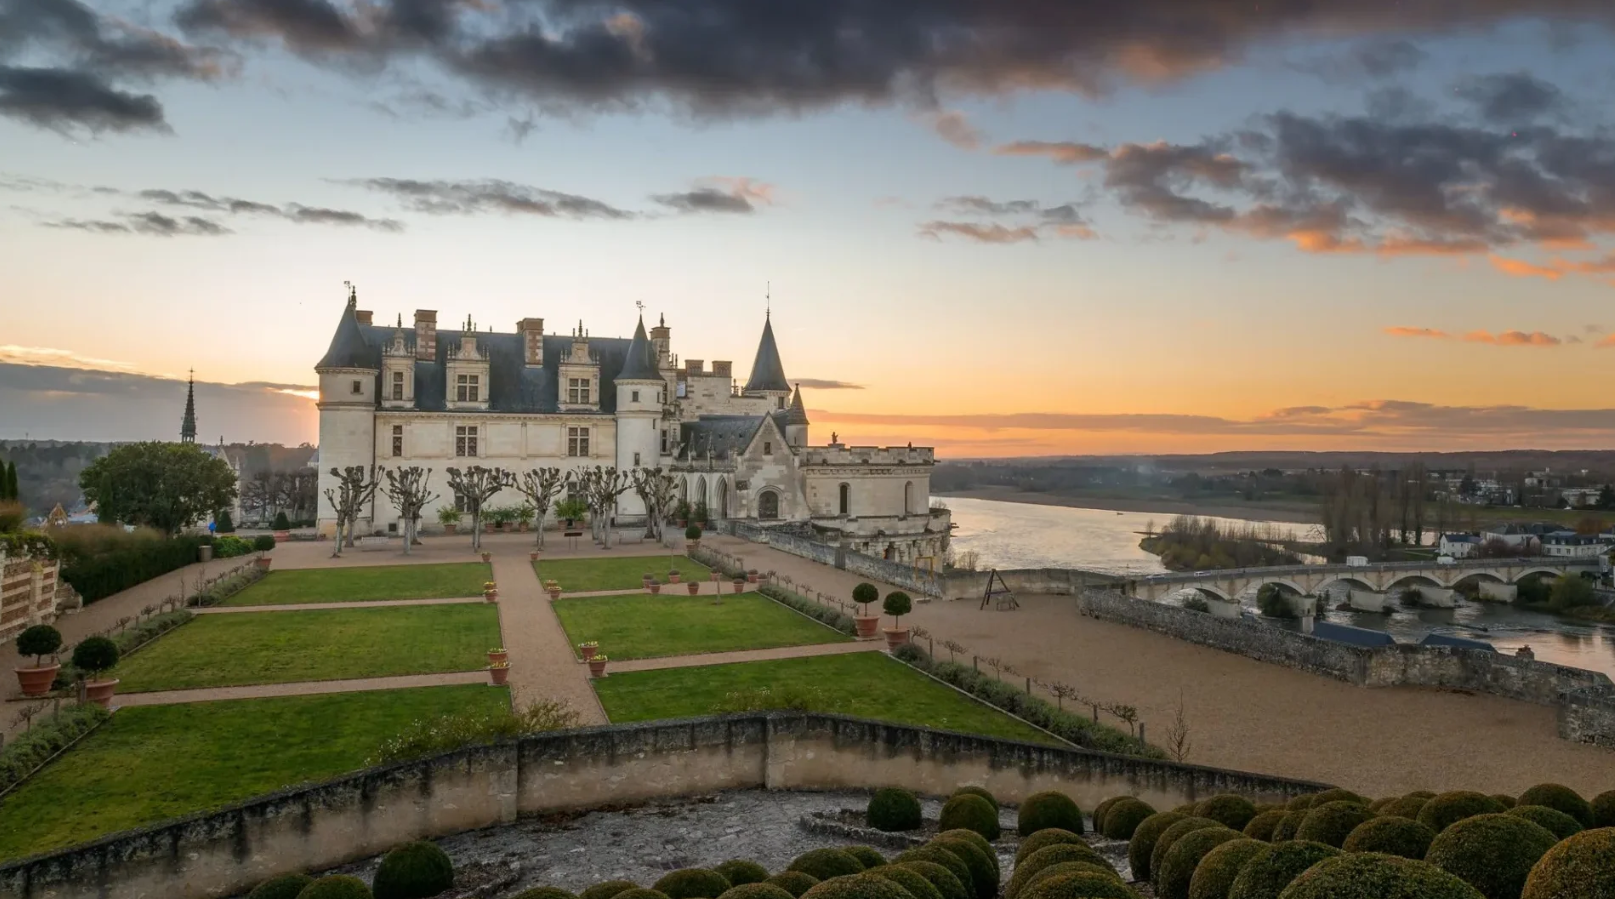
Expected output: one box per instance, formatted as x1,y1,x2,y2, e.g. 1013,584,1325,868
758,490,780,520
633,451,641,467
660,430,669,454
455,425,478,457
391,425,403,457
631,390,640,403
763,441,772,456
351,379,363,395
391,371,404,401
838,483,850,516
568,427,590,457
778,397,785,409
455,374,480,403
568,378,591,404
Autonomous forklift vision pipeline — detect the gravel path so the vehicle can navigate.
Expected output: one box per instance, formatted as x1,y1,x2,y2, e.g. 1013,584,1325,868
491,552,609,725
114,671,490,707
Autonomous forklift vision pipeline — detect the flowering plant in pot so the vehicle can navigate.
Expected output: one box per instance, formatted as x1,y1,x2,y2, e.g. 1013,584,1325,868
587,653,609,678
73,636,121,708
686,580,701,595
746,568,759,584
669,568,681,583
530,550,541,562
851,582,881,639
480,550,492,562
882,591,913,650
546,579,562,599
578,641,599,661
14,624,63,697
483,580,498,602
489,660,510,685
487,647,508,665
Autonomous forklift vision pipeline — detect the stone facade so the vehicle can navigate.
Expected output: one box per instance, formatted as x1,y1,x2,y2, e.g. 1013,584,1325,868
0,547,58,643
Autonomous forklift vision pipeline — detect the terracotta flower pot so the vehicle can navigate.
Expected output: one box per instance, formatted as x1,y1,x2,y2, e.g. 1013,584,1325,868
649,583,661,594
490,665,510,686
746,571,758,583
588,658,608,678
884,628,911,651
689,539,700,550
580,645,598,661
480,551,492,562
488,650,508,665
669,572,681,583
731,579,745,594
15,664,60,697
84,678,119,709
549,589,562,600
530,551,540,561
854,615,881,639
686,582,701,595
484,590,498,603
710,571,721,582
273,530,290,540
255,556,272,570
444,524,458,535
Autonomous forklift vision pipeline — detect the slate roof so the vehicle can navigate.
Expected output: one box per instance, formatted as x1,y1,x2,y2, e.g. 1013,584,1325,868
1309,620,1398,648
618,316,660,381
745,315,790,393
783,384,809,426
678,416,764,460
1419,632,1497,653
316,300,380,370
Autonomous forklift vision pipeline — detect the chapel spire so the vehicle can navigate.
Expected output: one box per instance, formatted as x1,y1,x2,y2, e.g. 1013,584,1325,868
744,309,790,395
180,370,197,444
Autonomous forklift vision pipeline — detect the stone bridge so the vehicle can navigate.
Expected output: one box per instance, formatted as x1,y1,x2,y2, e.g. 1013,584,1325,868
1122,557,1603,611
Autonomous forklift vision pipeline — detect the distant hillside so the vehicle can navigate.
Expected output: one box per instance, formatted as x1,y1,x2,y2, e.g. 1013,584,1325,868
943,449,1615,474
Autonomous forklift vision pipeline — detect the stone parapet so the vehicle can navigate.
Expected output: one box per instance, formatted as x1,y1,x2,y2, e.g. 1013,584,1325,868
800,446,935,466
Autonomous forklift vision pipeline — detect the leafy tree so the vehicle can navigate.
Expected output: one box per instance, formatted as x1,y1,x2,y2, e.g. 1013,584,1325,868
1,460,16,501
79,442,238,535
852,582,878,616
1550,574,1598,611
1599,484,1615,510
883,590,913,627
272,510,291,530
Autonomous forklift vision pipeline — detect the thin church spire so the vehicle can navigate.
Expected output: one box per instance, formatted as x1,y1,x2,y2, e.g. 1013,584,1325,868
180,369,197,444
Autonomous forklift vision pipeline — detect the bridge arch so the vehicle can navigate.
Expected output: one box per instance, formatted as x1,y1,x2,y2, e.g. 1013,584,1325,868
1314,576,1378,599
1448,571,1507,588
1245,578,1306,599
1511,567,1568,584
1385,573,1444,591
1176,585,1234,603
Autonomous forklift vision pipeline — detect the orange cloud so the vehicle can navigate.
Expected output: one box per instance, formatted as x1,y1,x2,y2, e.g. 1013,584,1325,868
1488,254,1564,280
992,140,1109,164
1383,327,1449,339
1595,334,1615,348
1463,330,1561,347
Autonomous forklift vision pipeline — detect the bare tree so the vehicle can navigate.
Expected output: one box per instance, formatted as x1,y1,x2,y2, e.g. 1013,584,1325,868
324,465,381,554
446,466,513,552
631,467,682,540
380,466,437,556
1105,702,1139,737
573,466,632,548
1045,681,1081,711
940,639,966,663
513,468,567,548
1163,689,1192,762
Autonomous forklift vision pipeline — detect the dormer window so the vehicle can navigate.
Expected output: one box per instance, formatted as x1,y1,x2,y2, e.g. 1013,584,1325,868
391,371,404,401
456,374,480,402
568,378,591,404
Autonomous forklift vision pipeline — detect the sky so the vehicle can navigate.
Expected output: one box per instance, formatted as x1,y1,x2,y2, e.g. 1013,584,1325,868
4,1,1615,457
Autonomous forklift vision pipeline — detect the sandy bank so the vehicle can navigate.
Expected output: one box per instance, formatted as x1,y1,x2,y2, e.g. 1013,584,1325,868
938,487,1321,526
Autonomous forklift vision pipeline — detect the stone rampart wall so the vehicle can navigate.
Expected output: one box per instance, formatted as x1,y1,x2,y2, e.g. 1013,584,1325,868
1559,689,1615,748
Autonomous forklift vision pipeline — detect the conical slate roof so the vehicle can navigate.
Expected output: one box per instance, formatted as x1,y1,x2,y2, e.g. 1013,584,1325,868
783,383,809,426
617,315,660,381
744,314,790,393
180,373,197,443
316,293,378,370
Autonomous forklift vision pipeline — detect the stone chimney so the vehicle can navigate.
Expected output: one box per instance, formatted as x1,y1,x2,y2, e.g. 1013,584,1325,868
650,314,671,367
685,359,704,375
414,310,437,361
712,361,732,379
354,309,373,325
518,317,545,367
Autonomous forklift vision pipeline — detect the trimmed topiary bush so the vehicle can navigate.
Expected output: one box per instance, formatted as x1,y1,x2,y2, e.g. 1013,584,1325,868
1018,872,1140,899
1424,813,1557,899
1101,798,1157,841
1243,811,1287,842
582,882,640,899
791,849,865,881
1341,816,1435,860
1379,795,1430,821
512,889,579,899
869,788,924,832
372,841,454,899
1506,805,1582,841
1592,790,1615,828
938,829,994,864
933,837,996,899
766,874,819,898
952,786,999,810
1128,811,1188,883
1515,783,1592,828
940,794,1001,841
1368,797,1394,814
1294,801,1374,848
298,876,373,899
1018,791,1083,836
1309,789,1367,808
614,890,671,899
1418,792,1508,833
799,873,913,899
1227,841,1340,899
1188,839,1268,899
1151,818,1224,884
1277,853,1484,899
653,870,732,899
1521,827,1615,899
1005,844,1111,899
846,847,889,870
896,861,969,899
1015,862,1120,897
895,846,971,893
1157,827,1241,899
1195,795,1258,832
1489,795,1517,810
1092,797,1124,835
1270,812,1306,843
716,861,771,888
1015,828,1084,864
867,865,945,899
718,887,795,899
249,873,313,899
1284,796,1315,812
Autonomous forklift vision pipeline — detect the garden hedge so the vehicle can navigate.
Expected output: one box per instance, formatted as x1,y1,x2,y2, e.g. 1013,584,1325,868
1284,796,1315,812
760,586,858,636
1241,811,1287,843
1195,795,1258,832
952,785,998,809
1101,798,1157,841
0,704,109,794
1092,796,1123,834
1424,813,1558,899
1293,801,1374,848
845,847,888,870
1276,853,1485,899
1515,783,1592,828
1521,828,1615,899
1269,812,1305,843
1151,818,1224,882
868,788,923,832
895,861,969,899
1156,827,1241,899
1593,790,1615,828
1417,792,1508,833
1340,816,1435,860
718,886,796,899
1019,872,1140,899
298,876,374,899
867,865,945,899
766,874,820,898
1368,798,1394,814
581,881,640,899
1005,844,1111,899
1505,805,1582,840
1227,841,1340,899
895,846,972,892
716,861,771,887
372,841,454,899
1127,811,1188,882
59,534,208,603
1488,794,1517,810
1378,795,1430,821
798,873,912,899
1018,791,1084,836
933,837,997,899
653,870,733,899
1014,828,1084,864
247,873,313,899
1187,839,1268,899
939,794,1001,841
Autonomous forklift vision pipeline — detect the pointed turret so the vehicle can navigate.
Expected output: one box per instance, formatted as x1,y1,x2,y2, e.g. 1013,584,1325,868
744,312,790,394
315,286,377,371
180,371,197,444
617,315,661,381
783,383,809,447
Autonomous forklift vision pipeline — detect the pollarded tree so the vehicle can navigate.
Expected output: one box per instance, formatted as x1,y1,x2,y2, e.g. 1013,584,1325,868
446,466,513,552
513,467,567,549
572,466,632,548
323,465,381,555
79,442,239,535
380,466,437,556
631,467,682,540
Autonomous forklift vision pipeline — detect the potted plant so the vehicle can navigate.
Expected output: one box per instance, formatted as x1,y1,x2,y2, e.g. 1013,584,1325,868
731,574,745,594
642,571,654,586
673,499,691,528
556,499,588,529
746,568,759,584
483,580,498,603
578,641,599,661
14,624,62,697
852,582,881,639
685,524,702,549
438,507,461,535
669,568,681,584
648,579,662,595
489,660,510,685
546,579,562,600
480,550,492,563
588,653,609,678
530,549,541,562
686,580,701,596
488,647,507,665
882,590,913,650
73,636,120,708
517,504,535,532
694,501,710,529
252,534,276,569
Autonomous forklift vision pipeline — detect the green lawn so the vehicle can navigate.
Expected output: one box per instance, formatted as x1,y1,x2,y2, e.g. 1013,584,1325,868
551,592,848,660
535,554,713,592
0,685,509,861
593,652,1057,744
222,562,491,606
115,605,502,692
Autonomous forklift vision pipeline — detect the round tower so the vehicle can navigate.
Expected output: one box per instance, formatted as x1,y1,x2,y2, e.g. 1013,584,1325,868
615,315,665,520
314,286,379,538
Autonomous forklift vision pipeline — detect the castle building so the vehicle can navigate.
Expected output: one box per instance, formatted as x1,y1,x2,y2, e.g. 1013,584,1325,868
314,289,951,562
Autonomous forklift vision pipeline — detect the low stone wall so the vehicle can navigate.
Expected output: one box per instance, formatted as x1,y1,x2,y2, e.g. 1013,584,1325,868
1559,689,1615,748
0,714,1324,899
1362,644,1614,705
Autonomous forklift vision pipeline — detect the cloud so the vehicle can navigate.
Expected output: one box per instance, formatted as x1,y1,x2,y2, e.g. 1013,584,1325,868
135,187,404,230
1453,71,1566,124
0,345,141,371
45,210,233,235
793,379,863,390
920,195,1096,243
1488,254,1565,280
993,140,1108,164
1384,326,1564,347
0,177,405,233
1289,39,1427,83
340,177,635,219
652,177,777,214
925,109,983,150
0,66,168,133
1383,327,1449,339
917,221,1041,244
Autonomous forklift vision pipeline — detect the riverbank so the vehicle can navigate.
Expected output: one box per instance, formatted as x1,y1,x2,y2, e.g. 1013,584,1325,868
937,487,1321,525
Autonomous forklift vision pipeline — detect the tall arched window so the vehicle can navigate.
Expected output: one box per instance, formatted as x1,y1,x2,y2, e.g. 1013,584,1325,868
904,481,913,514
758,490,780,520
838,483,850,516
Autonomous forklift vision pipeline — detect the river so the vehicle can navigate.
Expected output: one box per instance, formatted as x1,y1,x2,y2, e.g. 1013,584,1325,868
943,495,1615,678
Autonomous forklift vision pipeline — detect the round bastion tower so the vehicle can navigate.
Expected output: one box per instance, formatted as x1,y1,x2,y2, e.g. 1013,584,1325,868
614,314,665,521
314,287,379,538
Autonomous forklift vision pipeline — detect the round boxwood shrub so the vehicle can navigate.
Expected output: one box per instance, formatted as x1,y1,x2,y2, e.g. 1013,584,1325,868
1018,791,1083,836
372,841,453,899
71,635,119,677
1226,841,1340,899
1368,797,1394,814
895,847,971,893
717,861,772,888
793,850,867,881
800,873,913,899
1157,827,1242,899
895,861,969,899
1309,789,1367,807
1019,872,1140,899
1276,853,1484,899
1489,794,1517,810
1092,797,1124,834
1379,795,1430,821
1006,844,1110,899
932,837,996,899
1127,811,1188,882
867,865,945,899
1593,790,1615,828
953,786,999,810
1341,816,1435,860
654,869,732,899
298,876,373,899
767,874,820,898
513,889,579,899
719,886,796,899
15,624,62,665
1516,783,1592,828
1418,792,1508,833
1016,862,1120,897
1243,811,1287,842
1425,813,1558,899
1294,801,1374,848
938,829,994,864
869,788,924,832
1284,796,1315,812
846,847,889,870
1101,798,1157,841
1151,818,1224,883
1188,839,1268,899
1274,812,1309,843
614,890,671,899
1521,827,1615,899
1195,796,1258,832
940,794,1002,841
1506,804,1582,841
1015,828,1084,864
249,873,313,899
583,883,641,899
